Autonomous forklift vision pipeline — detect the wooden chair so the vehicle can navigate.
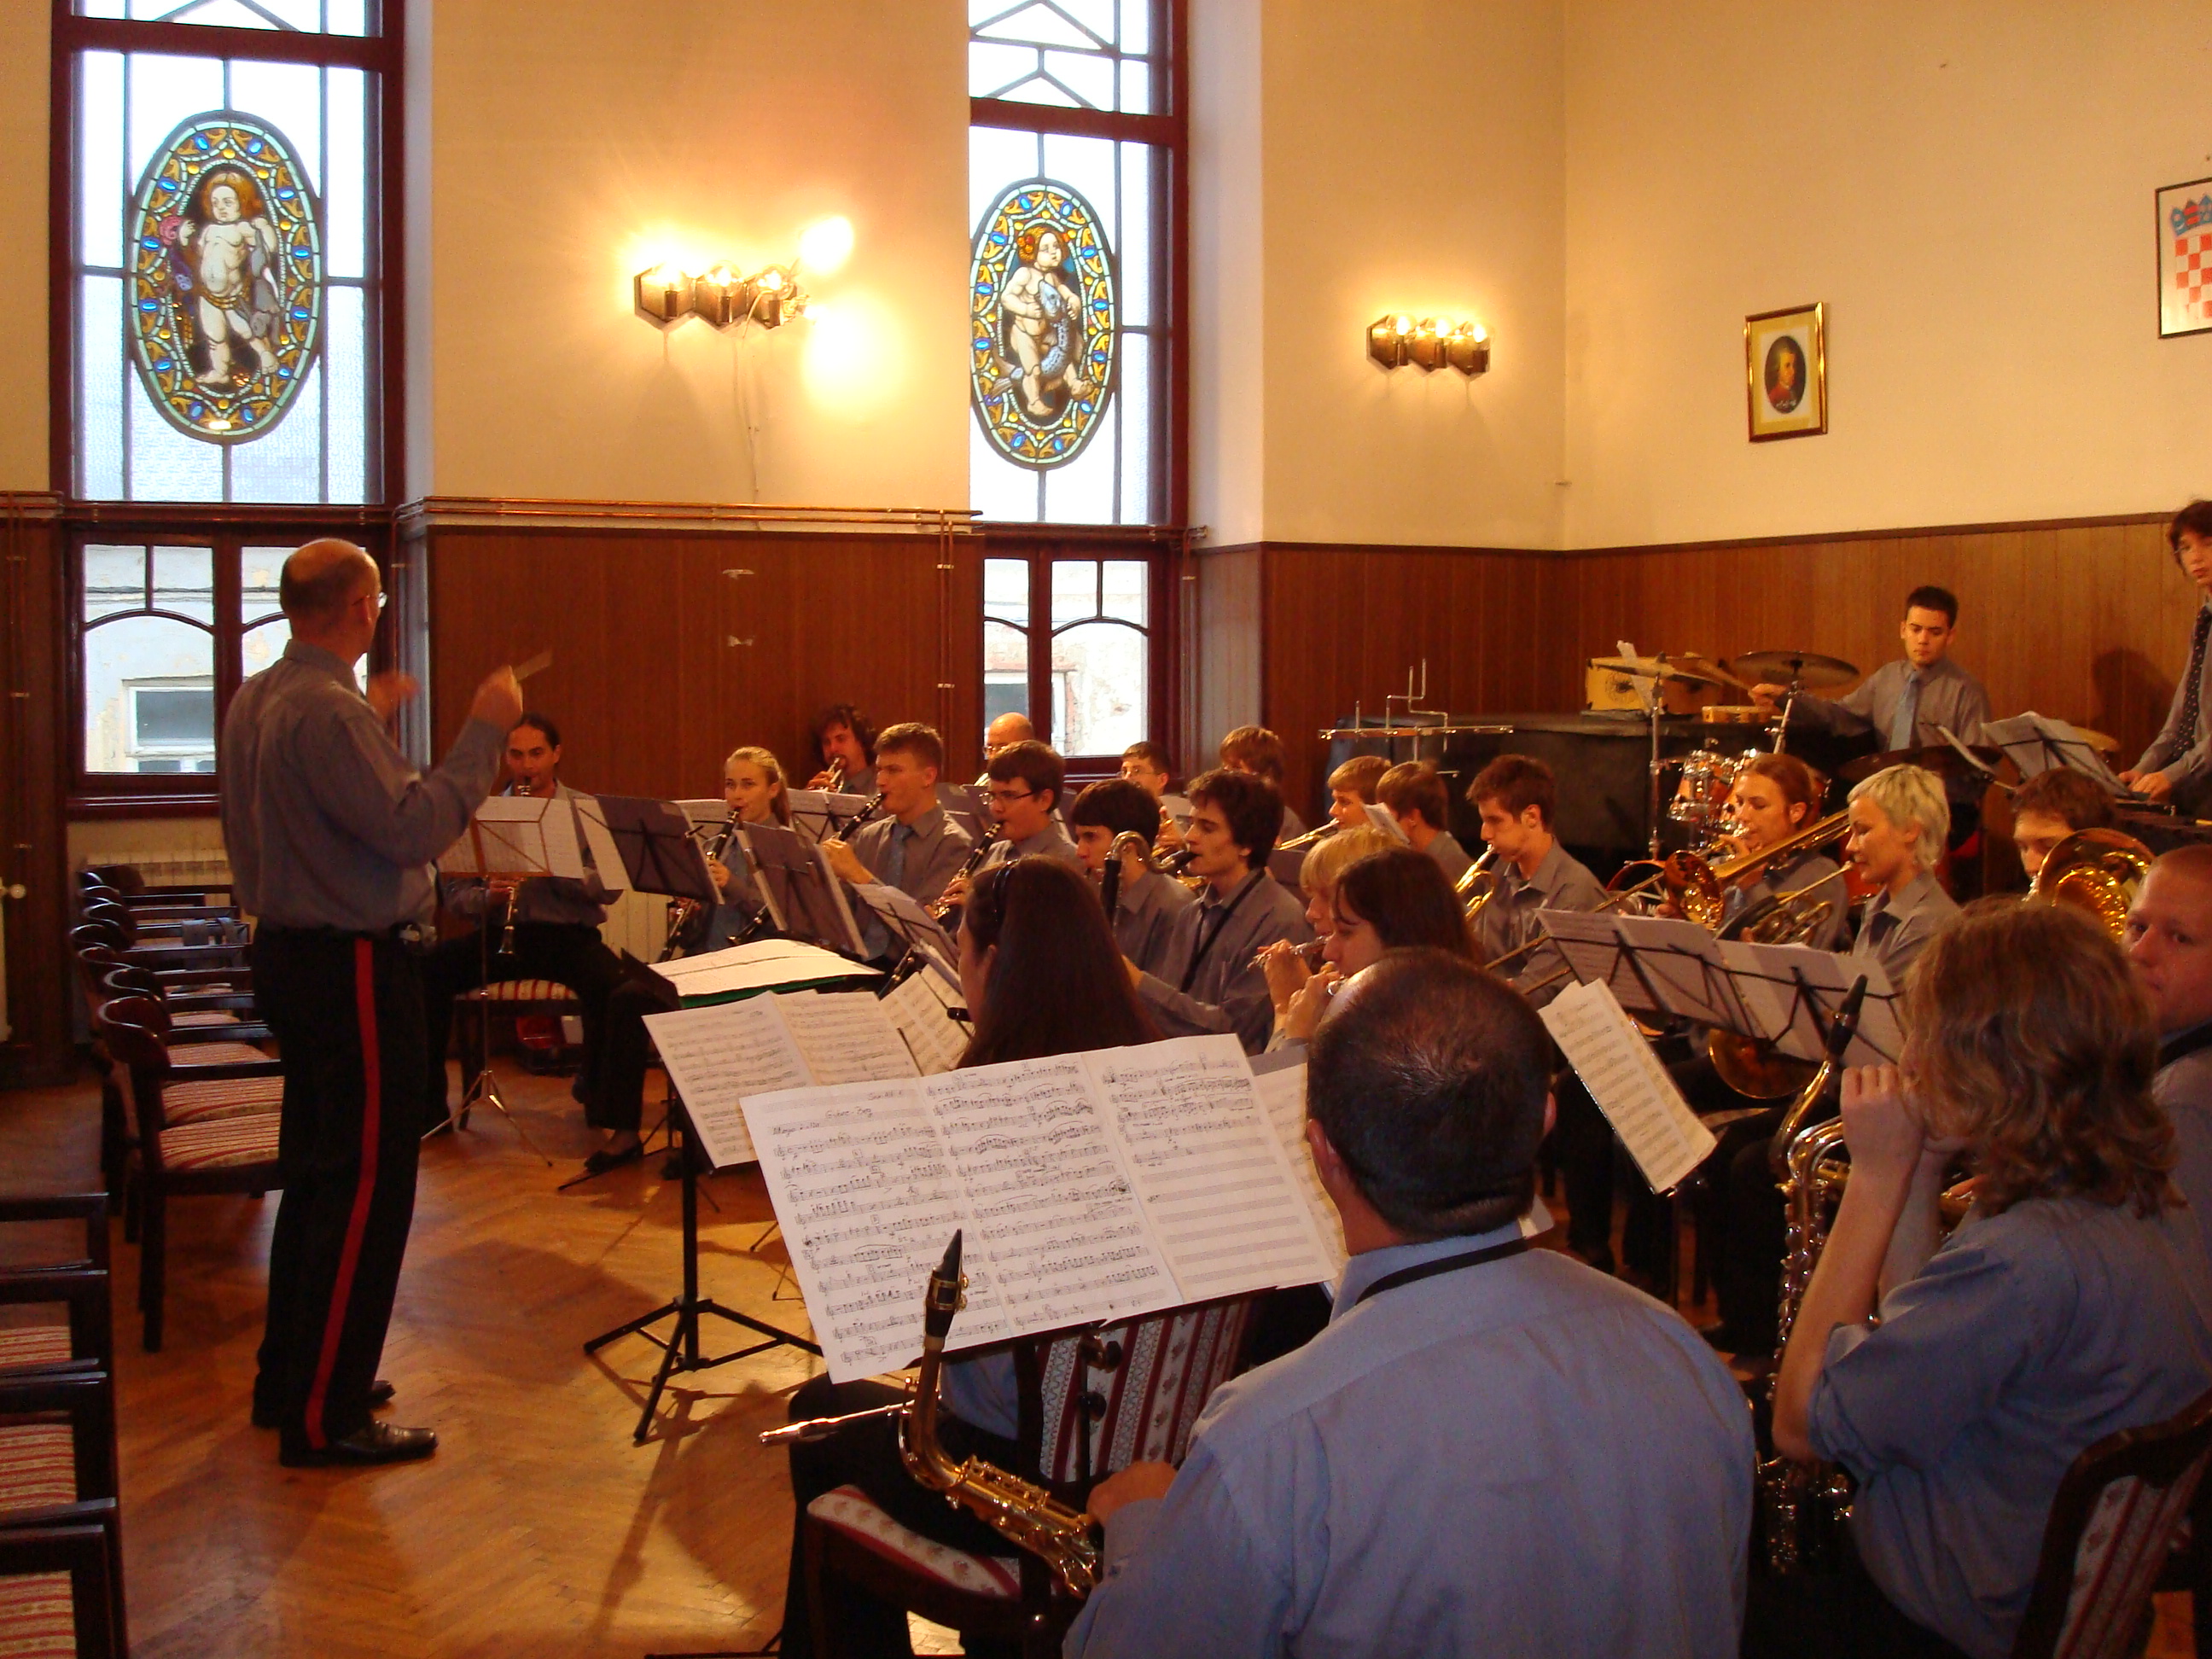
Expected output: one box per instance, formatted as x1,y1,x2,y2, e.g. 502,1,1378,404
2009,1383,2212,1659
0,1197,110,1382
801,1295,1257,1659
0,1371,125,1659
96,996,282,1352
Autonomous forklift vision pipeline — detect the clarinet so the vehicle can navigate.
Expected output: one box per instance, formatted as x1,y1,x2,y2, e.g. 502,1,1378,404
662,815,741,958
928,824,1004,920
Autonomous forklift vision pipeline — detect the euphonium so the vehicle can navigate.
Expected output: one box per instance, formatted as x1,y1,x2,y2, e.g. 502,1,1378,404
2028,827,2151,940
900,1231,1102,1596
1755,975,1867,1577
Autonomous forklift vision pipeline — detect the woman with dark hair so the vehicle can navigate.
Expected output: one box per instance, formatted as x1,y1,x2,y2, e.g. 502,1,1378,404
1748,900,2212,1659
1277,847,1472,1045
779,853,1158,1659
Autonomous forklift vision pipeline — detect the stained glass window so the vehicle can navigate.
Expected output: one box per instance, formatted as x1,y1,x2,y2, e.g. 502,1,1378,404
71,38,380,503
969,3,1170,527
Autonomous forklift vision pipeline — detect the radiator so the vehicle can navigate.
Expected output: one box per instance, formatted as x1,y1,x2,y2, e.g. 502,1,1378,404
601,887,672,961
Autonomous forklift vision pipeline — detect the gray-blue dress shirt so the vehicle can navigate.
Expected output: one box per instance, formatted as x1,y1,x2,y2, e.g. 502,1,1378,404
1810,1196,2212,1659
1108,866,1195,979
2156,1028,2212,1276
2136,599,2212,811
1138,869,1313,1053
1064,1225,1755,1658
1470,841,1608,1008
1787,656,1993,804
1848,870,1959,978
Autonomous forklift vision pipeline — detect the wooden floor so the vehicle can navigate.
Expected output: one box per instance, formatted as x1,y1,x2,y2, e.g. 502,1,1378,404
1,1052,2197,1656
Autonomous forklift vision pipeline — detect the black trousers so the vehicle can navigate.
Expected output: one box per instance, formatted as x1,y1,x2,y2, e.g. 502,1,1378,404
417,922,626,1116
782,1373,1025,1659
591,977,680,1135
1551,1070,1619,1266
1741,1532,1971,1658
250,928,427,1455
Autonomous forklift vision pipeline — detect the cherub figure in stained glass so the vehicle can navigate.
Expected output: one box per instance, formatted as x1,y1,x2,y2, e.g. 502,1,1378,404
160,166,282,391
998,224,1093,420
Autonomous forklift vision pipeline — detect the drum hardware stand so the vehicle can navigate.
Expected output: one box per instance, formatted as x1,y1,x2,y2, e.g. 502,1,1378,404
427,880,553,1165
583,1090,819,1444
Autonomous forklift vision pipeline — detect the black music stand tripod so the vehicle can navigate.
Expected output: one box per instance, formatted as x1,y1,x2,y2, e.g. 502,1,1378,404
583,1091,820,1444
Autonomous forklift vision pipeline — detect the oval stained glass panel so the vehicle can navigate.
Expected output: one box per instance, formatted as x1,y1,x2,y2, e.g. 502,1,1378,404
127,112,323,444
969,181,1116,470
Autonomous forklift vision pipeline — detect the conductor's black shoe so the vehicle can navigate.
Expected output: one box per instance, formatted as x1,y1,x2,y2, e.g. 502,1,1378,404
580,1143,643,1177
279,1421,438,1467
254,1377,395,1429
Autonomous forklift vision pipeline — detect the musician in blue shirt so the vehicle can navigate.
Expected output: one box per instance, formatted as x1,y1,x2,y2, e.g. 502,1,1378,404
1068,949,1755,1658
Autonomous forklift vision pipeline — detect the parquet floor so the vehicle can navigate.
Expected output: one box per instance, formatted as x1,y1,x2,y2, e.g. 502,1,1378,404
1,1054,2197,1656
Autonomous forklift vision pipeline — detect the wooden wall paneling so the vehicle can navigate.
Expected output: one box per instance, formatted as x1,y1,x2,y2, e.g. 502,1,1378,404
1,509,71,1084
1190,545,1261,785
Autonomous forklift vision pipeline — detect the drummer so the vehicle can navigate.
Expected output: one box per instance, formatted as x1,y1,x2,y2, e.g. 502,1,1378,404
1748,585,1993,847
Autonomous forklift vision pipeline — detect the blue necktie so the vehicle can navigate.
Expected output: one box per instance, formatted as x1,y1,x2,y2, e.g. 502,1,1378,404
882,824,911,893
1888,669,1922,752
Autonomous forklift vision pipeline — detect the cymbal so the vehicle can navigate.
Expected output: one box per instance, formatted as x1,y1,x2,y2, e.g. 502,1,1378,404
1730,649,1860,690
1837,742,2005,784
1673,653,1755,695
1589,657,1730,690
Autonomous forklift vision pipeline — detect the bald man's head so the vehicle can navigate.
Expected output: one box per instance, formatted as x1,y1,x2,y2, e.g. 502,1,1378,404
985,712,1035,756
2127,848,2212,1037
280,539,379,628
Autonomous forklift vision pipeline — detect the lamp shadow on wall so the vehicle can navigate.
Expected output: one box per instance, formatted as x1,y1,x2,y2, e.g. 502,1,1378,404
2091,649,2170,753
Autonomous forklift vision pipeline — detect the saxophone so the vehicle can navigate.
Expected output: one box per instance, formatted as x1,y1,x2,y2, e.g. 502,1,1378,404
1755,975,1867,1576
899,1231,1103,1597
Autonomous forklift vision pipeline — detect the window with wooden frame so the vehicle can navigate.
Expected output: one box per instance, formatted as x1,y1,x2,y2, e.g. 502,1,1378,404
55,0,403,808
969,1,1185,770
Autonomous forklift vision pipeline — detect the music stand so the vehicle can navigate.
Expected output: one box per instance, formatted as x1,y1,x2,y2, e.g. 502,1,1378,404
1981,713,2133,795
434,796,597,1158
743,824,868,957
786,789,876,845
849,882,959,986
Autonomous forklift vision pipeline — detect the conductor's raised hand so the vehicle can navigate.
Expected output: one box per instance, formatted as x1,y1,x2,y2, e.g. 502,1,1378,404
471,666,524,732
365,672,418,721
1838,1063,1925,1181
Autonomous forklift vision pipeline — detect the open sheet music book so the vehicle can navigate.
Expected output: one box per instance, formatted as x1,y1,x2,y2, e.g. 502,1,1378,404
1982,713,2131,793
644,983,956,1167
438,795,593,880
1537,911,1904,1066
1540,979,1717,1194
649,938,879,1006
878,969,969,1075
742,1033,1341,1382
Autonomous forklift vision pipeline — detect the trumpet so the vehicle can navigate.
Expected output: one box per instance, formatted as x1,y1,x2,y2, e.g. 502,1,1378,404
823,758,847,793
1457,846,1499,923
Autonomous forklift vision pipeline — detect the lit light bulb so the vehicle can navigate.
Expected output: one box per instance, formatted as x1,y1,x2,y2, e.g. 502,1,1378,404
1392,314,1413,335
650,262,684,287
757,267,786,292
796,215,855,275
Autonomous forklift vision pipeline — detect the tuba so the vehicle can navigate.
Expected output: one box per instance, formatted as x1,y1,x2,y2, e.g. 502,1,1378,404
2028,828,2151,940
899,1232,1102,1596
1755,976,1866,1576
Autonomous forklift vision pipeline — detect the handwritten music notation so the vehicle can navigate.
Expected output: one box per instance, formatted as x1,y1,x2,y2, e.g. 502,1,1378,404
1252,1062,1347,1277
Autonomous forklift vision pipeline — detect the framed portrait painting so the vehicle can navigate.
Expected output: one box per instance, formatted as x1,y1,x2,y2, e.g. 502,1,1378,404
2157,177,2212,339
1745,302,1826,441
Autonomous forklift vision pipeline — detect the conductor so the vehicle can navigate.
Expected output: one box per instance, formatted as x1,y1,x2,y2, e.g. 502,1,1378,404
219,539,521,1466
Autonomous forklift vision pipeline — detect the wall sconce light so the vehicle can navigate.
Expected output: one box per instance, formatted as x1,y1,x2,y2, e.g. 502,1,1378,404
1367,313,1490,376
633,257,818,331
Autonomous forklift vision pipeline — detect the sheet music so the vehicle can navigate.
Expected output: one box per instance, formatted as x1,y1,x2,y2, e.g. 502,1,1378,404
1085,1035,1337,1300
1363,803,1410,842
777,991,920,1085
1610,915,1758,1031
676,799,727,833
569,795,630,897
1541,979,1716,1194
1983,713,2130,792
1713,943,1902,1065
787,789,877,845
880,969,969,1075
745,1080,1010,1376
641,998,817,1166
437,795,589,879
850,882,959,966
919,1057,1181,1342
1535,911,1668,1016
649,938,879,1003
1251,1062,1347,1276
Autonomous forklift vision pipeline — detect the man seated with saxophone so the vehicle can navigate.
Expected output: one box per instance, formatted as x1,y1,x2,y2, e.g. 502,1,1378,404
1707,764,1960,1353
1127,768,1312,1056
1377,760,1475,883
2127,845,2212,1271
583,745,795,1177
1747,900,2212,1659
2007,765,2116,886
815,722,974,958
1066,950,1755,1658
1068,777,1191,978
780,857,1163,1659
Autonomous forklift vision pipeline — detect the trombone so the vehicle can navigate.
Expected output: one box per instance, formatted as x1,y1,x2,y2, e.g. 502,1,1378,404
1276,821,1339,853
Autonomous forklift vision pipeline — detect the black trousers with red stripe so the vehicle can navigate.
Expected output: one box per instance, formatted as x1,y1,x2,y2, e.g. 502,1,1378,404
251,927,427,1453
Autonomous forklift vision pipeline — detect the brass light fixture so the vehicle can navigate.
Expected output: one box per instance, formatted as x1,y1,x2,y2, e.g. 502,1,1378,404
633,258,818,331
635,263,696,325
1367,312,1490,377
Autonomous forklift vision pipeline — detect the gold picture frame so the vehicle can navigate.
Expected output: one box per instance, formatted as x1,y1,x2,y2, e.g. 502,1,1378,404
1745,302,1826,441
